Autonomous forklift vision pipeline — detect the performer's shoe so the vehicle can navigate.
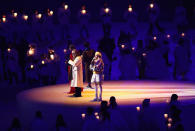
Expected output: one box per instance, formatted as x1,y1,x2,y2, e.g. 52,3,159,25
98,98,102,102
92,98,98,101
73,94,82,97
86,85,93,89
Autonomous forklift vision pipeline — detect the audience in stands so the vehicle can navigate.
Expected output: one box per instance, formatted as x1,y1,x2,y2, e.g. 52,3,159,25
30,111,48,131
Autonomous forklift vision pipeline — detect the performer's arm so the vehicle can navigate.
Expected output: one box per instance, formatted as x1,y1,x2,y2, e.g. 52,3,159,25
68,57,81,67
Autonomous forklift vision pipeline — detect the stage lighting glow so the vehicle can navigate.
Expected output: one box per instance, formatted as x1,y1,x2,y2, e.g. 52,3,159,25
121,44,125,49
13,12,18,18
30,64,34,69
128,5,133,12
132,47,135,51
7,48,11,52
41,60,45,64
136,106,140,112
150,3,154,9
164,114,168,119
167,34,170,38
81,113,85,119
81,9,86,15
64,4,68,10
104,8,110,13
23,15,28,21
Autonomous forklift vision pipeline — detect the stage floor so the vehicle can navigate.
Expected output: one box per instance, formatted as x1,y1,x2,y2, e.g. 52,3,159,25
17,81,195,106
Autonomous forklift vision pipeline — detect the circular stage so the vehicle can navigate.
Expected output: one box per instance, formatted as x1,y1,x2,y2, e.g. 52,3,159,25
16,81,195,130
17,81,195,106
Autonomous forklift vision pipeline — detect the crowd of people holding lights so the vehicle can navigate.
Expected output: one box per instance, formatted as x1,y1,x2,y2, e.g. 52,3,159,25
0,0,193,88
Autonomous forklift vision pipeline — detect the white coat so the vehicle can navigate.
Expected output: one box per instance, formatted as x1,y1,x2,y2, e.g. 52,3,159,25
68,56,83,87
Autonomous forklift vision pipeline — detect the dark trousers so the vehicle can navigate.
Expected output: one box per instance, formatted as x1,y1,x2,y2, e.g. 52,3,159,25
74,87,81,97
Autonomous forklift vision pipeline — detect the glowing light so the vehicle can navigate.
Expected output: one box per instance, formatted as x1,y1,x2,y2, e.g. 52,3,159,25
64,4,68,10
142,53,147,57
81,113,85,119
2,16,6,23
36,13,42,19
167,123,171,128
50,54,55,60
153,36,157,40
81,9,86,15
136,106,140,112
94,112,98,116
7,48,11,52
181,32,185,37
167,34,170,38
128,5,133,12
168,118,172,123
30,64,34,69
63,49,67,53
164,114,168,119
121,44,125,49
48,10,53,16
23,15,28,21
28,48,35,56
104,8,110,13
132,47,135,51
150,3,154,9
96,115,100,120
13,12,18,18
41,60,45,64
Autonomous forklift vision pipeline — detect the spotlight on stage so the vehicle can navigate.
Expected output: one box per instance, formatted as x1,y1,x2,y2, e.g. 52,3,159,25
132,47,135,51
128,5,133,12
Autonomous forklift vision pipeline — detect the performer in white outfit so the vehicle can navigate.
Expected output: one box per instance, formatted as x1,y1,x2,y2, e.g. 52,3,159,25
90,52,104,101
68,49,83,97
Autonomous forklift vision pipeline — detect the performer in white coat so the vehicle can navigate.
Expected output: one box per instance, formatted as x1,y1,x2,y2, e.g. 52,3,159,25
90,52,104,101
68,49,83,97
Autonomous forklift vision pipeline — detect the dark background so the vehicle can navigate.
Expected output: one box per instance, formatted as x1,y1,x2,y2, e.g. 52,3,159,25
0,0,194,22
